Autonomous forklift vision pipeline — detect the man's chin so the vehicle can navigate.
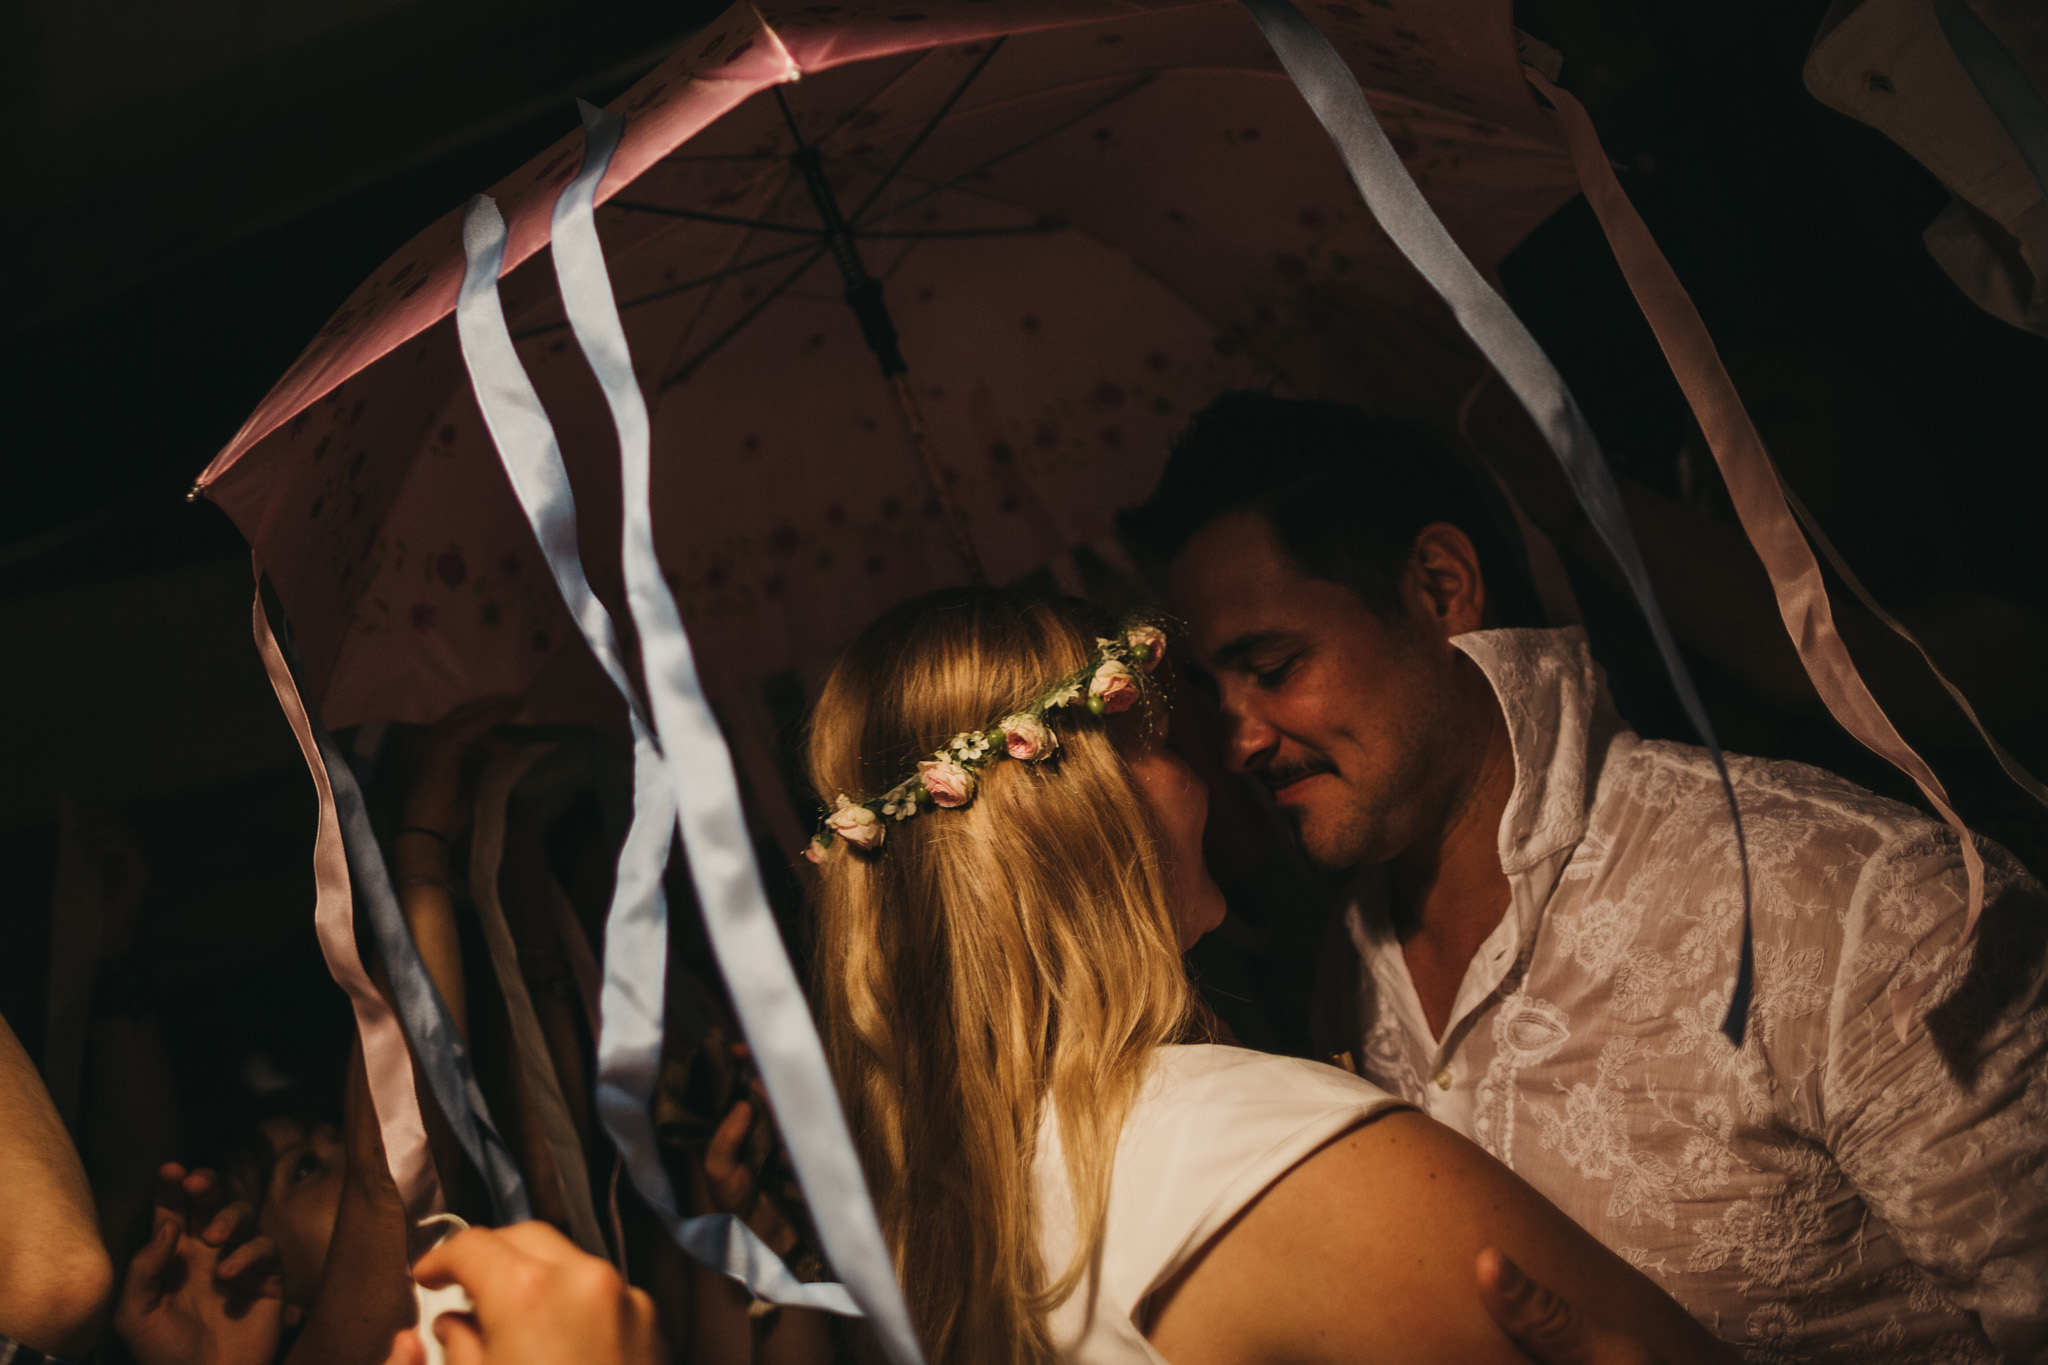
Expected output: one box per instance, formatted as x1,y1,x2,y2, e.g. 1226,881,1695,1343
1285,804,1374,872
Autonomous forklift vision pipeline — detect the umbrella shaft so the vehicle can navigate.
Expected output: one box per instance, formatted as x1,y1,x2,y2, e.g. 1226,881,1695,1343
791,145,907,376
786,130,978,580
890,372,984,585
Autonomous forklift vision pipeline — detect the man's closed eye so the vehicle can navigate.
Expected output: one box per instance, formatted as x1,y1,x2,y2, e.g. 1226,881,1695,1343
1253,655,1301,688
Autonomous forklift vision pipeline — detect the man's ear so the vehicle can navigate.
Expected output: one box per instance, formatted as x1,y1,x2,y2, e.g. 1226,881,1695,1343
1408,523,1487,636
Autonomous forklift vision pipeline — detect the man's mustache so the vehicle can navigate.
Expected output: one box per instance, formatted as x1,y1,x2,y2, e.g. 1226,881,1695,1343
1259,757,1337,791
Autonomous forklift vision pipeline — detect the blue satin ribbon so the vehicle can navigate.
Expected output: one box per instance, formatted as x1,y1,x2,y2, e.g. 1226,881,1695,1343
1241,0,1755,1042
319,730,534,1225
260,588,532,1224
454,108,916,1342
1930,0,2048,202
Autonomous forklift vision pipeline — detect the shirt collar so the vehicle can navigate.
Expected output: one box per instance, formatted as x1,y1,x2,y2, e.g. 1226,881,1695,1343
1448,625,1624,878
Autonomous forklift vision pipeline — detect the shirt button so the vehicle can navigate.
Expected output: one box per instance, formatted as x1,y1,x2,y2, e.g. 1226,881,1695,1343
1432,1067,1454,1090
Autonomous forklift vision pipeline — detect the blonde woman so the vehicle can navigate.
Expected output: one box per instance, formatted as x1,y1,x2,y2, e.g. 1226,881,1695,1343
805,588,1734,1365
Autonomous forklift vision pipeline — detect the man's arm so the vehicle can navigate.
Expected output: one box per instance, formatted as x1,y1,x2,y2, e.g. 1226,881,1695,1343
0,1009,115,1358
1824,834,2048,1359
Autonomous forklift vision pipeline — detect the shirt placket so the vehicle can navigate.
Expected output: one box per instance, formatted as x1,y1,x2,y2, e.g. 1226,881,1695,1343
1354,848,1563,1129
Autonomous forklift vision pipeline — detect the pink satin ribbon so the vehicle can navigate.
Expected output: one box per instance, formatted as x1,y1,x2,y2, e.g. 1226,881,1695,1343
251,581,442,1217
1527,69,1985,1040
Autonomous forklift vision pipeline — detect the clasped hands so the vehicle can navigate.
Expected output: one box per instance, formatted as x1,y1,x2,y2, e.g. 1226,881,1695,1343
115,1163,286,1365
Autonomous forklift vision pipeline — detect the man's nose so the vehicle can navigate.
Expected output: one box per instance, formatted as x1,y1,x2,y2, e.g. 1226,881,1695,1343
1221,697,1279,774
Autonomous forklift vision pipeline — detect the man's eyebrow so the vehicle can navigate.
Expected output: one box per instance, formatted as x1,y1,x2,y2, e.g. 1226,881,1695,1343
1210,630,1297,668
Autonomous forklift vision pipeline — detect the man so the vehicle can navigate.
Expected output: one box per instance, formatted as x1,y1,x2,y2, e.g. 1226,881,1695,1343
1120,392,2048,1361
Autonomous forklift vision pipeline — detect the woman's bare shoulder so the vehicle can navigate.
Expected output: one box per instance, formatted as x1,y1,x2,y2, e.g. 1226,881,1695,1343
1145,1111,1731,1365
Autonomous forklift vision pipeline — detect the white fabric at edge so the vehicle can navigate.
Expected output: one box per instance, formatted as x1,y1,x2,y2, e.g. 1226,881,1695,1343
1035,1044,1406,1364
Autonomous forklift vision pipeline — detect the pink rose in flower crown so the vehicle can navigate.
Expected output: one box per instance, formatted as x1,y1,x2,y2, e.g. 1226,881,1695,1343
826,796,885,850
1000,713,1058,762
1088,659,1138,714
917,758,977,808
1126,625,1167,673
804,838,831,865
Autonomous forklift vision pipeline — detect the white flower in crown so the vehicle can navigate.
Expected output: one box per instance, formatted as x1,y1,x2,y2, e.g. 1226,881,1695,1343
1042,681,1084,710
1000,713,1058,761
1125,625,1167,673
945,732,993,765
879,782,923,821
918,758,976,808
1088,659,1138,714
826,795,885,850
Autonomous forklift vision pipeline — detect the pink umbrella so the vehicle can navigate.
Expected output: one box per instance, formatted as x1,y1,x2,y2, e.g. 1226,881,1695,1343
196,0,1573,768
198,0,1602,1349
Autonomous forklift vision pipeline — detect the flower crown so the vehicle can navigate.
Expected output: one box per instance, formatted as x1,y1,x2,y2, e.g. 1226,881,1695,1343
806,620,1170,861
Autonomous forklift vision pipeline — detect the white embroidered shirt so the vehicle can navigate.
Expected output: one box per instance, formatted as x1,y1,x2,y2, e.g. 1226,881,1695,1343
1321,627,2048,1363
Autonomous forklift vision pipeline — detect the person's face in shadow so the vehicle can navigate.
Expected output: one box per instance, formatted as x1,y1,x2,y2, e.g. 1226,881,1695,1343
1168,511,1494,872
257,1116,346,1320
1127,715,1230,949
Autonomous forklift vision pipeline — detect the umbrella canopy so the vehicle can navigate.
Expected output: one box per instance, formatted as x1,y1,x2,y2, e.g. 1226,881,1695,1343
196,0,1574,747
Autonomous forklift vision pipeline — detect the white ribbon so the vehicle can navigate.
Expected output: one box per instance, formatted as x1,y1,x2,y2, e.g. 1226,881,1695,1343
453,104,922,1353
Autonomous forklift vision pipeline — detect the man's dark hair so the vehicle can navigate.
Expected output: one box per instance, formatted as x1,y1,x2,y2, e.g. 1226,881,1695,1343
1117,391,1540,626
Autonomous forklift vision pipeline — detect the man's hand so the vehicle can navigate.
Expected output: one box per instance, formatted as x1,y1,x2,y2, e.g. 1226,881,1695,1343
380,1223,663,1365
1478,1248,1661,1365
115,1165,284,1365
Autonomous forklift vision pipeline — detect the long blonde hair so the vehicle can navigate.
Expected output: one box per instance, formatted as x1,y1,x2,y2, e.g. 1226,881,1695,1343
806,588,1193,1363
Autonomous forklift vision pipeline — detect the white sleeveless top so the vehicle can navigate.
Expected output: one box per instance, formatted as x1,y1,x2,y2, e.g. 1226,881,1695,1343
1033,1045,1407,1363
